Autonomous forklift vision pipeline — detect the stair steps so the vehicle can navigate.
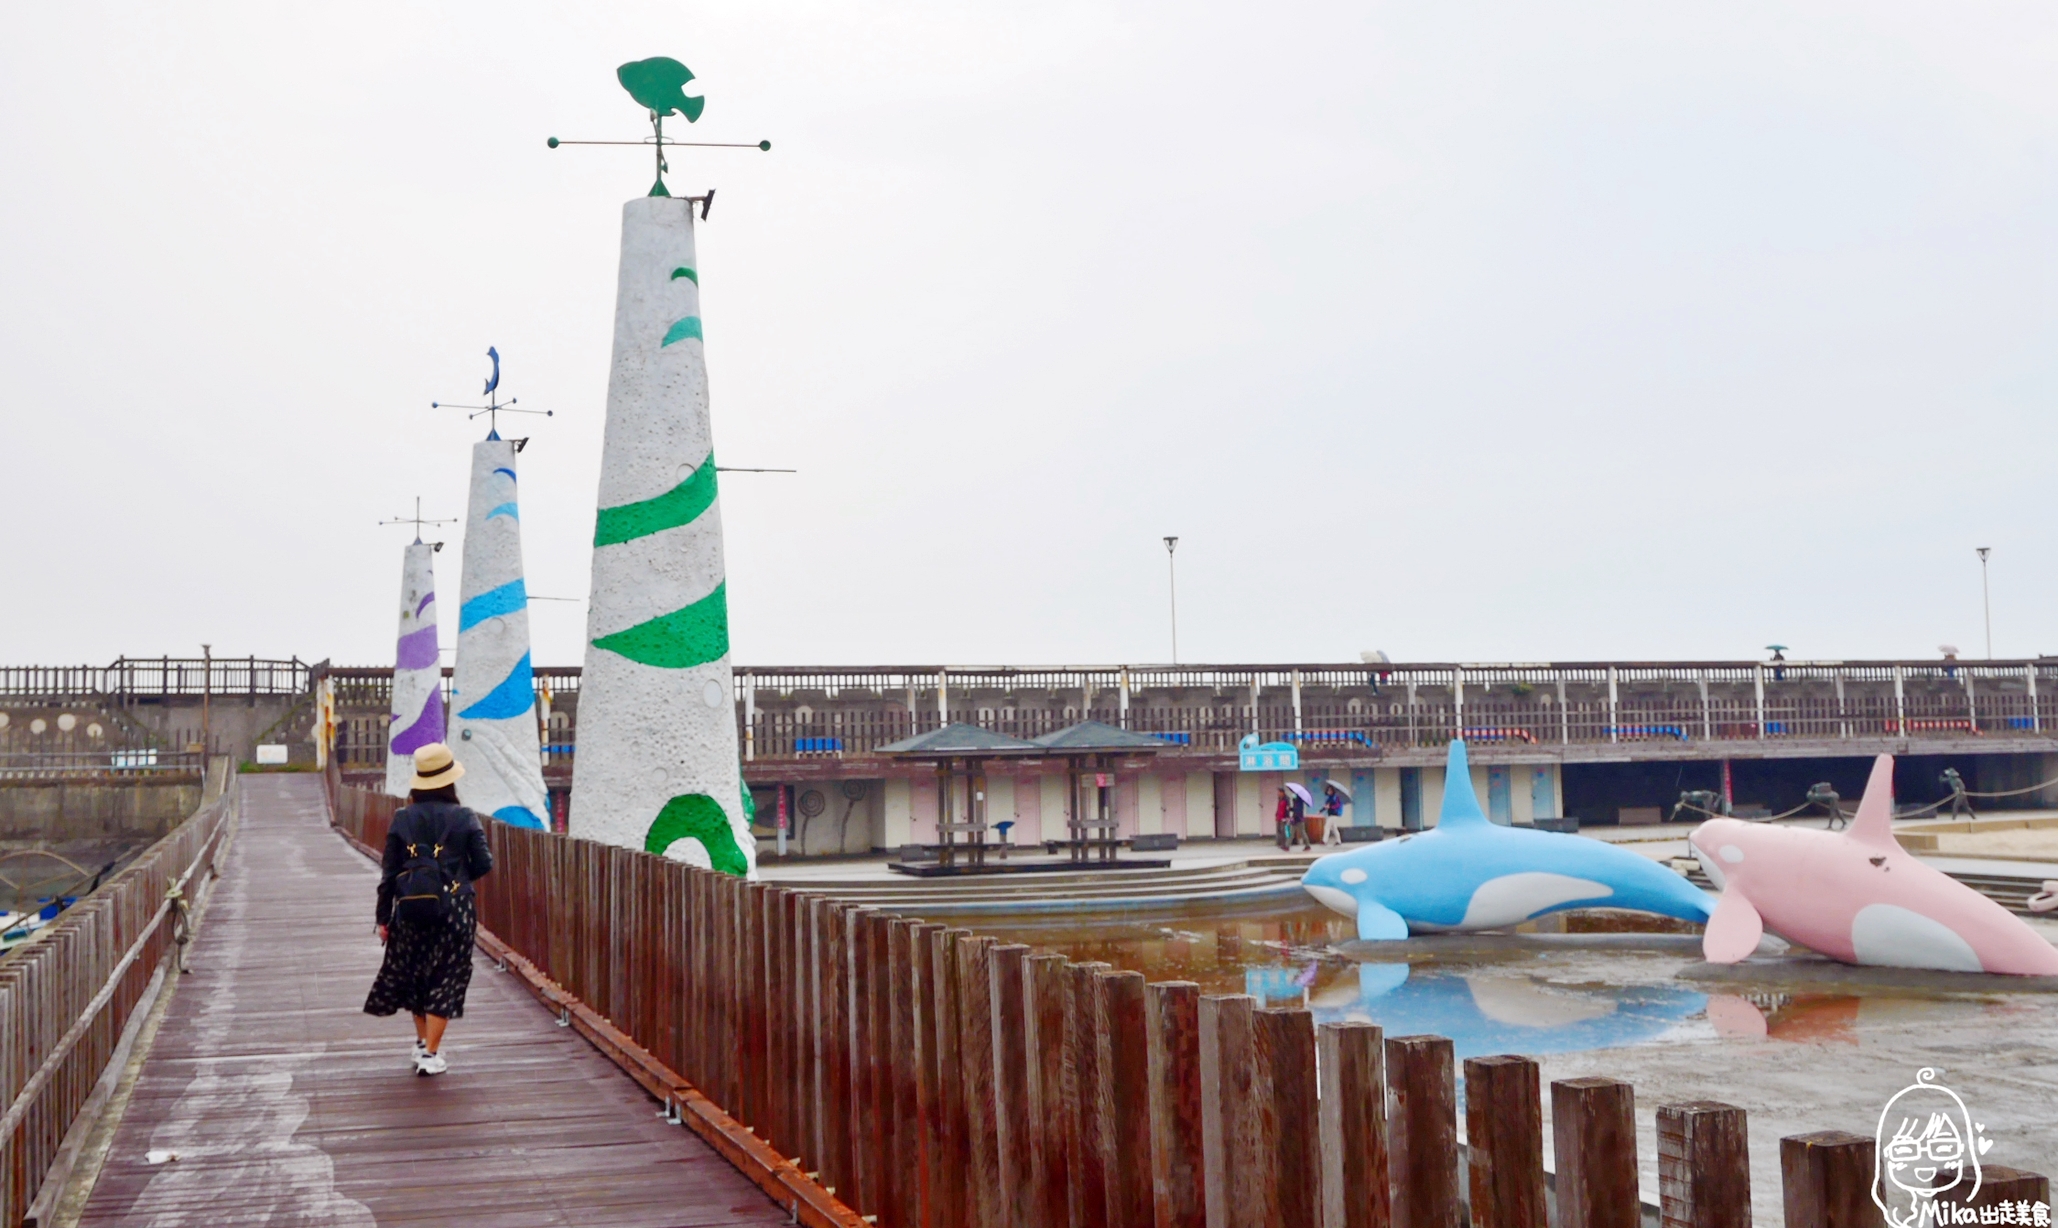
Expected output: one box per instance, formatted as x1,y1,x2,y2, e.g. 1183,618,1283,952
765,859,1309,913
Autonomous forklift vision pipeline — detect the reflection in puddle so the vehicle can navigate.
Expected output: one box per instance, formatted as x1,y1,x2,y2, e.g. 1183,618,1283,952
1280,963,1706,1061
1706,993,1869,1043
971,898,2015,1060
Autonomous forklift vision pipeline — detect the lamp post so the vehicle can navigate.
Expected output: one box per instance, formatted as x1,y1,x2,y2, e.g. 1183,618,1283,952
1163,536,1180,664
199,643,212,767
1977,547,1992,658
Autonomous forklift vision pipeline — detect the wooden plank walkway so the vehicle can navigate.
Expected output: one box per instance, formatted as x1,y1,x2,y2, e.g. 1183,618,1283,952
76,775,787,1227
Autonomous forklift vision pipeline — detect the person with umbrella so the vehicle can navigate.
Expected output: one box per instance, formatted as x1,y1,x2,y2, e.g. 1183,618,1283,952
1319,780,1350,845
1281,783,1314,851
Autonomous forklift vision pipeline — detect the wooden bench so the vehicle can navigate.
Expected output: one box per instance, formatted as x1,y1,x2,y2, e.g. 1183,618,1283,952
928,820,995,868
1043,816,1124,862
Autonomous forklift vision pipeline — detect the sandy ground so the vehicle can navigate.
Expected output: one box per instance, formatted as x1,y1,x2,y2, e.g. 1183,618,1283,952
1928,826,2058,863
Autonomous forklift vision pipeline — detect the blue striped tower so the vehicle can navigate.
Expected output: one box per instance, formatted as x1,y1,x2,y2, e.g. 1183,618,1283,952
449,436,550,829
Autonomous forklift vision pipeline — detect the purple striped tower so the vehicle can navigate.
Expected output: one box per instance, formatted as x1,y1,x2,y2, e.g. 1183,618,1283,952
385,539,445,796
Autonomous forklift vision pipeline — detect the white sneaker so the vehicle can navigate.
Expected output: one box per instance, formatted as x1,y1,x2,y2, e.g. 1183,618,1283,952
411,1039,427,1066
415,1051,447,1077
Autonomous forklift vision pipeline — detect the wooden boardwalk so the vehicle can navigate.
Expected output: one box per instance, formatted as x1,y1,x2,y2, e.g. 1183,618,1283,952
76,775,786,1227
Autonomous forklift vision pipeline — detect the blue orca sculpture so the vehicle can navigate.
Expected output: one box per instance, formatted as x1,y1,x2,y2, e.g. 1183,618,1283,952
1301,740,1715,940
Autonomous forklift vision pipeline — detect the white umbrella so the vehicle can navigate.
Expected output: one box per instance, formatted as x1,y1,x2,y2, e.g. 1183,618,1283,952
1318,779,1353,801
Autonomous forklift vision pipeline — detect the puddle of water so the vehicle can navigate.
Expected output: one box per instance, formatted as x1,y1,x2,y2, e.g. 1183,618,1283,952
972,899,2024,1061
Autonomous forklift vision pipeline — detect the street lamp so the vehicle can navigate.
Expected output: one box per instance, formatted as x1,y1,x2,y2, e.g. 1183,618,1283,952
1977,547,1992,658
1163,536,1180,664
200,643,212,761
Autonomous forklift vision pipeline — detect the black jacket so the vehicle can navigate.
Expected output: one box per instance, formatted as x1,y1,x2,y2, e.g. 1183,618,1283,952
375,803,493,926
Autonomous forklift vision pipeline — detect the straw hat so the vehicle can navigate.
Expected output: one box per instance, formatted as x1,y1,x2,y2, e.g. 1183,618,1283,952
409,743,466,791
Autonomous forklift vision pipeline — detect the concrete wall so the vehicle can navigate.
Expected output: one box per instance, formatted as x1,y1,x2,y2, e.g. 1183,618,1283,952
0,778,200,842
750,778,884,856
1,697,311,767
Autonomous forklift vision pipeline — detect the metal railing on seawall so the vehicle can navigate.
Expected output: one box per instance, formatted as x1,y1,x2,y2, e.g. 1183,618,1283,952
0,776,238,1226
0,750,206,780
323,769,2048,1226
312,656,2058,773
0,657,314,701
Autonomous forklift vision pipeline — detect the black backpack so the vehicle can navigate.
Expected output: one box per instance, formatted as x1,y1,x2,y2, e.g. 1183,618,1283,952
392,808,459,925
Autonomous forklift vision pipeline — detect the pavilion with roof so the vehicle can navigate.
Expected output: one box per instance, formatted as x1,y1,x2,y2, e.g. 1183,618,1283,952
877,719,1171,874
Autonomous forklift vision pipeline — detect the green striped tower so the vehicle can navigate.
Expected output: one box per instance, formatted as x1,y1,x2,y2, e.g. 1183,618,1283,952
570,194,755,876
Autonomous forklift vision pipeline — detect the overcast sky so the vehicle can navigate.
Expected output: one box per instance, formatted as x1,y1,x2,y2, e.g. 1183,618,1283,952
5,2,2056,668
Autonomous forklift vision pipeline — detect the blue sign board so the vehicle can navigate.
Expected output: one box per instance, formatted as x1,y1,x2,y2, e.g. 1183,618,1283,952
1238,733,1300,772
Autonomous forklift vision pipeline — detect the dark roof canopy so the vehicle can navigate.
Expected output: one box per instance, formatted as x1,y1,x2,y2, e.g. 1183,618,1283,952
876,722,1043,757
1029,720,1168,753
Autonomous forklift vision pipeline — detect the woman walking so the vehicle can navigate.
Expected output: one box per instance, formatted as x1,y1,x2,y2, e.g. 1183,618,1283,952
1320,783,1347,845
1286,786,1311,851
365,743,492,1076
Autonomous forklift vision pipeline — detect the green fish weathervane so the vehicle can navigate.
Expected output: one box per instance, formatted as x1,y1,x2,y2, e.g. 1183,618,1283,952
547,56,771,198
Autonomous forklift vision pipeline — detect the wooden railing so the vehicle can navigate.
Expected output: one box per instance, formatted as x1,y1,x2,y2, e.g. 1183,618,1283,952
326,779,2050,1226
0,778,238,1226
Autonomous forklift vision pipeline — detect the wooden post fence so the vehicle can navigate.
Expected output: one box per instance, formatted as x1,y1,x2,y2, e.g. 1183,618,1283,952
1463,1055,1545,1228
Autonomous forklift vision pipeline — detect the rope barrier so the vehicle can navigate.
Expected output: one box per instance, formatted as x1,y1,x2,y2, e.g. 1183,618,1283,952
1670,799,1821,824
1665,768,2058,828
1962,774,2058,799
1672,796,1970,825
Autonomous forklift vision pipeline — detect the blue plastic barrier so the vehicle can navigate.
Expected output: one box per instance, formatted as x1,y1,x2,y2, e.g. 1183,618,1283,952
1605,725,1689,742
1286,731,1377,748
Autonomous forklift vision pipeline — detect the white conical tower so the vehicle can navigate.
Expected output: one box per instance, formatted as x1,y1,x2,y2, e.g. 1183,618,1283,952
449,436,550,828
571,195,755,876
384,540,444,796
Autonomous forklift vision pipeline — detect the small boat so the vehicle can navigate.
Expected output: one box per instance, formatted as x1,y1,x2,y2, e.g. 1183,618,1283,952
0,911,50,949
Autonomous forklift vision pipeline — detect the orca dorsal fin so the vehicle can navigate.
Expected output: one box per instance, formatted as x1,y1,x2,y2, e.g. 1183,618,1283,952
1436,739,1489,829
1846,753,1900,851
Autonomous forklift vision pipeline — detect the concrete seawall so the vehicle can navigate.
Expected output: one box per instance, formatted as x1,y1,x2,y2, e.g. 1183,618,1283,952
0,777,201,843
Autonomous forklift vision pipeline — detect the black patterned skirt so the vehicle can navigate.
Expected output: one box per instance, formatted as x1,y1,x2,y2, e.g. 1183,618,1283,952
364,893,477,1020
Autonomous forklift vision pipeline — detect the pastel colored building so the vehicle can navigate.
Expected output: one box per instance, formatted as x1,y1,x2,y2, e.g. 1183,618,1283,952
327,657,2058,857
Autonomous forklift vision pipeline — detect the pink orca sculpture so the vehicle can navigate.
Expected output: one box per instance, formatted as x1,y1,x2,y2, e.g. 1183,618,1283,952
1688,755,2058,976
